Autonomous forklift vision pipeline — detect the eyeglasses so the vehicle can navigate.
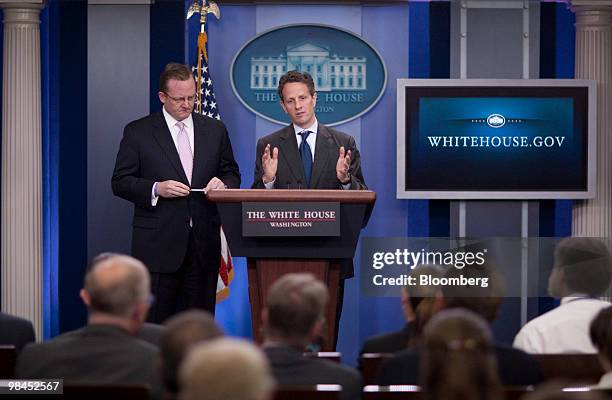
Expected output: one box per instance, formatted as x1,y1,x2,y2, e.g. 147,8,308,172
163,92,196,104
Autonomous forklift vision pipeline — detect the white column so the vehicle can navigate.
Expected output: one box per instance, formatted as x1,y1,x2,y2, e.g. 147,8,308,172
571,1,612,240
0,1,44,338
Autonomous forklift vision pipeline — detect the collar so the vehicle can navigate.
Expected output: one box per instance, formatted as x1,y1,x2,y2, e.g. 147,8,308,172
561,294,594,304
293,119,318,136
162,106,193,132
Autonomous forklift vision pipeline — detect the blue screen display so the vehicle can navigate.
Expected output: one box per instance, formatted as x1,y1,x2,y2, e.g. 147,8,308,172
404,86,589,191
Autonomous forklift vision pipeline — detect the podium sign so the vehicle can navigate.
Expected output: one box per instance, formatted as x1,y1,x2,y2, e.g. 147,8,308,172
208,189,375,350
243,202,340,237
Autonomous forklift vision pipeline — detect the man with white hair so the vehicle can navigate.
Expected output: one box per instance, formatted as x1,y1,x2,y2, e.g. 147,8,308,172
17,254,158,385
180,338,275,400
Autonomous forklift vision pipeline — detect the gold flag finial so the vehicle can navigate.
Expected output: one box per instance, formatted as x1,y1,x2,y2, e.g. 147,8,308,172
187,0,221,33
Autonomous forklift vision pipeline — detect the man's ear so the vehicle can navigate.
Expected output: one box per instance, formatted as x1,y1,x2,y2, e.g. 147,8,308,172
310,318,324,339
80,289,90,306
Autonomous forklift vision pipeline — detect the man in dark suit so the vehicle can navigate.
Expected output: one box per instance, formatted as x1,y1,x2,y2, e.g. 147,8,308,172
0,313,35,353
262,273,361,400
16,254,158,385
252,71,366,192
252,71,367,344
112,62,240,322
376,263,543,387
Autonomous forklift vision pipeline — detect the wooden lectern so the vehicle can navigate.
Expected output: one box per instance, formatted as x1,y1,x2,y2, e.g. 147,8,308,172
207,189,375,350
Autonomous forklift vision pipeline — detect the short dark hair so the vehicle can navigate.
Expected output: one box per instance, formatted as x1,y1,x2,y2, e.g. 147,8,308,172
160,310,223,394
442,263,506,323
265,273,328,341
590,306,612,364
159,62,193,93
555,237,612,296
277,70,315,101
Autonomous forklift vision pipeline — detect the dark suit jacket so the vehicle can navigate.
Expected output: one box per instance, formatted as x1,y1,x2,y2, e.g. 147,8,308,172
264,345,362,400
252,124,367,278
112,112,240,274
376,344,543,387
0,313,35,353
360,323,412,355
137,322,166,347
16,324,158,386
252,124,366,191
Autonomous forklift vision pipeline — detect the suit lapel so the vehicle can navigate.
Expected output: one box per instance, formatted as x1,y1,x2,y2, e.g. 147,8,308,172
151,113,189,184
279,125,306,185
310,124,334,188
192,114,207,189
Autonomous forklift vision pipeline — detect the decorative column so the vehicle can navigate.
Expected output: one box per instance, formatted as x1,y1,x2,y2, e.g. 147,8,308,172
0,1,44,338
571,1,612,240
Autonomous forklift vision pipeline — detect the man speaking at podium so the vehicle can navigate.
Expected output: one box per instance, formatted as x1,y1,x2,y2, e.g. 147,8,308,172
252,70,367,345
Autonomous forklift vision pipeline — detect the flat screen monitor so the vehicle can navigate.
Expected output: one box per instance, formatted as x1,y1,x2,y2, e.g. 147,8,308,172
396,79,597,199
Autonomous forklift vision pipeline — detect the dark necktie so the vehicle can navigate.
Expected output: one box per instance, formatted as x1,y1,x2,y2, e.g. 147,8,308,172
299,130,313,187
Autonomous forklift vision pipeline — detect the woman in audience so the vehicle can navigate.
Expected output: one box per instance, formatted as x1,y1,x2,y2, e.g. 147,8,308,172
589,305,612,388
421,308,501,400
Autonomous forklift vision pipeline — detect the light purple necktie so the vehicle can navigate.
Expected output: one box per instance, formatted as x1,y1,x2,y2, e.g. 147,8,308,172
176,121,193,184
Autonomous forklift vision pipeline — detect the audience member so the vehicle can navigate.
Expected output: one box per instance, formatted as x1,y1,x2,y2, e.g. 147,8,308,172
160,310,223,399
360,265,444,355
421,309,501,400
262,273,361,400
514,237,612,353
16,254,157,386
377,262,543,386
0,312,35,353
180,338,274,400
590,305,612,388
138,322,166,346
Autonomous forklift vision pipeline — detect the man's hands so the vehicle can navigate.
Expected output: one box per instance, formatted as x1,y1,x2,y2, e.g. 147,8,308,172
336,146,351,184
205,177,226,192
262,144,278,184
156,177,227,198
155,180,190,198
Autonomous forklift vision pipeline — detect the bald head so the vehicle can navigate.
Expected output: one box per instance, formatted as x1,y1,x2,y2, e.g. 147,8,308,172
83,254,150,317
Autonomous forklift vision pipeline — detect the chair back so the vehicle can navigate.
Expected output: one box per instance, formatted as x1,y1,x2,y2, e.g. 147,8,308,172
360,353,393,385
273,385,342,400
533,354,604,383
0,345,16,379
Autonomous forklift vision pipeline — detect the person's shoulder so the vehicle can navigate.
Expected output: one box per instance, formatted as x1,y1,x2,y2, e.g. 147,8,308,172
0,312,33,329
258,125,291,143
361,330,410,354
310,358,361,381
320,125,355,142
123,112,163,133
193,112,227,131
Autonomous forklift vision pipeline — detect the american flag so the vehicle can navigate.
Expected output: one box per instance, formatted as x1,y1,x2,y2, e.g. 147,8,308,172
192,30,234,302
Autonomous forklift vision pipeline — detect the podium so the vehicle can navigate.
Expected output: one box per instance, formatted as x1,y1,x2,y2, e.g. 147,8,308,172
207,189,375,350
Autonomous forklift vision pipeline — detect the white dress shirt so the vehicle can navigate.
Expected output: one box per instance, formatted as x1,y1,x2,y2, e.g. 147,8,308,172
263,119,349,189
151,107,195,205
513,295,611,354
